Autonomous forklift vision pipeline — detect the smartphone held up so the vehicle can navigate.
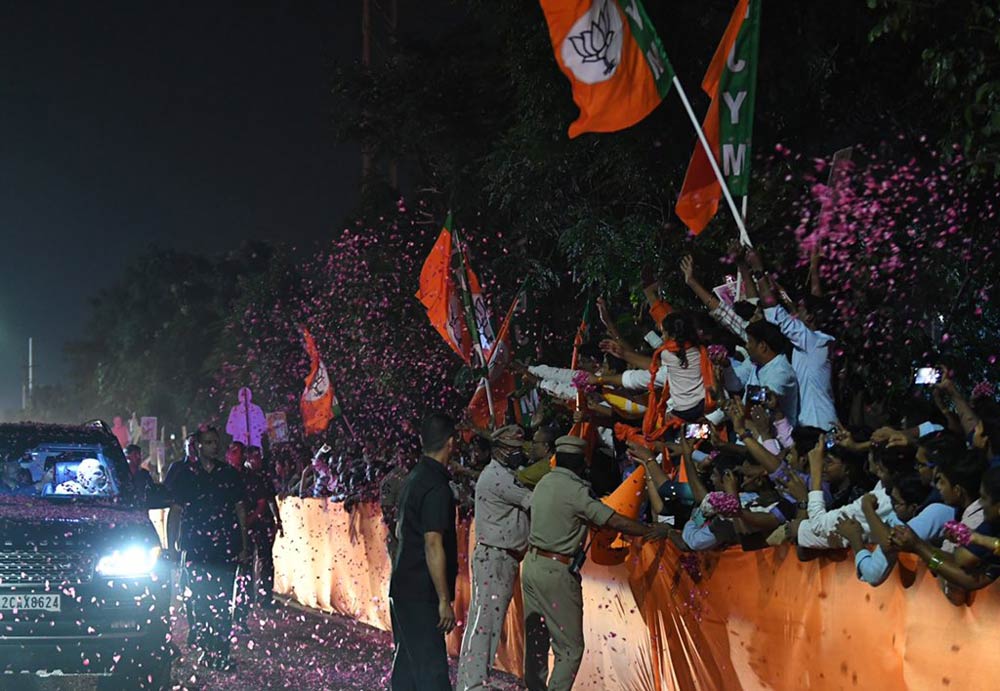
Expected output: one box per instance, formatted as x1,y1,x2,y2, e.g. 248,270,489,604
913,367,941,386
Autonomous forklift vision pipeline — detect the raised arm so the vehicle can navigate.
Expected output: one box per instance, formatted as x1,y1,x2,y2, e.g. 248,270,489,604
746,249,778,307
728,239,759,300
726,399,782,474
680,255,720,310
935,377,980,436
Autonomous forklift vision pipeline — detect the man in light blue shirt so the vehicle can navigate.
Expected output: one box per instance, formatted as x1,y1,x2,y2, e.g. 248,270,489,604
764,303,837,430
723,320,799,426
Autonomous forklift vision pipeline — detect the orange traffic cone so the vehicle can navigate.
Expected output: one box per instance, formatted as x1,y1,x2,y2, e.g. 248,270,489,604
590,464,647,566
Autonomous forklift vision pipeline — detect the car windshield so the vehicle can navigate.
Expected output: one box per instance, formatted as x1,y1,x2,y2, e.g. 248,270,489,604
1,443,121,499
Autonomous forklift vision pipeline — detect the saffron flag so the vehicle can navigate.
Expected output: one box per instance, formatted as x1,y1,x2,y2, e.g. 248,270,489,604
675,0,760,234
539,0,675,138
300,327,339,436
416,215,472,363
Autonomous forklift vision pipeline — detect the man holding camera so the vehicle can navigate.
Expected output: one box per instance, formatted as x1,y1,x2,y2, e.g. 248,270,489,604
457,425,533,690
522,435,671,691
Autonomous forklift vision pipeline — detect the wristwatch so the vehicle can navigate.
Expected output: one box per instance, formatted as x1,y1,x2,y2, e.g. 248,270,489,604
750,269,765,281
739,429,754,441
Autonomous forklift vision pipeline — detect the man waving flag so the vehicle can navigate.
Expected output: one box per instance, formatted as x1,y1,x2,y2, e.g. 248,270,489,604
676,0,761,235
539,0,674,137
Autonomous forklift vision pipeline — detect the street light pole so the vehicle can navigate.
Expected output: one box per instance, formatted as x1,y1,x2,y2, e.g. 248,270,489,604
28,337,33,407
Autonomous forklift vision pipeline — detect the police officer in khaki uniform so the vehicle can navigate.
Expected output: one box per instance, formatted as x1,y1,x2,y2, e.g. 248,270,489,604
522,435,669,691
457,425,532,690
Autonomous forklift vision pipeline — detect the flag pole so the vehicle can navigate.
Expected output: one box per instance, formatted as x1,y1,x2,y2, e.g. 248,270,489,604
671,75,753,247
340,412,359,442
452,225,497,428
735,195,749,299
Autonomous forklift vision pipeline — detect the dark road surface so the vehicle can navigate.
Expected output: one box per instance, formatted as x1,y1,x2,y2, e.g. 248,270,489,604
3,596,524,690
165,597,523,691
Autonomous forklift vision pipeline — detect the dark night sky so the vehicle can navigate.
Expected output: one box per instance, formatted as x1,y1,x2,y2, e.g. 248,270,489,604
0,1,436,414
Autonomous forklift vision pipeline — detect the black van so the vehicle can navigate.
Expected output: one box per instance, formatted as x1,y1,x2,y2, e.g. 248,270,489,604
0,421,171,689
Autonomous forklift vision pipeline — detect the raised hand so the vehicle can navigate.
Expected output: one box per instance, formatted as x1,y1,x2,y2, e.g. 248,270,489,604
774,471,808,503
680,255,695,284
599,338,626,359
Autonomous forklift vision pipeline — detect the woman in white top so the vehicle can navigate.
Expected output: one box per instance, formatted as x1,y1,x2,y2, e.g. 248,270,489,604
656,312,707,422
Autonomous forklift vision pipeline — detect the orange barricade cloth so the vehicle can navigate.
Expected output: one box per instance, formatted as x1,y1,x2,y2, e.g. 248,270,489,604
256,499,1000,690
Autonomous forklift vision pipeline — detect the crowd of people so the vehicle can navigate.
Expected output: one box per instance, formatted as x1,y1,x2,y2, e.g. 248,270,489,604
127,241,1000,688
382,243,1000,691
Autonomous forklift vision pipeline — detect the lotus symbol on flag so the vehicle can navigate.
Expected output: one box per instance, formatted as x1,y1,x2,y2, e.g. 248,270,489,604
562,0,623,85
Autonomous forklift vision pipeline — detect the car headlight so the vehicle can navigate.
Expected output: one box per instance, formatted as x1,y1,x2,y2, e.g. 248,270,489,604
95,545,161,578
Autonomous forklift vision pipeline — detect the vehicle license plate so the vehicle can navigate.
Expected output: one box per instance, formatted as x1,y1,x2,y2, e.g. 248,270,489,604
0,593,61,612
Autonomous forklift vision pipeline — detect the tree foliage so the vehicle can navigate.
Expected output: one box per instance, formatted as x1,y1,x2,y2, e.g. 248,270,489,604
63,245,275,428
868,0,1000,174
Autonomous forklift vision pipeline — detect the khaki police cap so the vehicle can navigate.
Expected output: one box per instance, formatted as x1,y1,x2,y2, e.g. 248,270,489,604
491,425,524,447
555,435,587,455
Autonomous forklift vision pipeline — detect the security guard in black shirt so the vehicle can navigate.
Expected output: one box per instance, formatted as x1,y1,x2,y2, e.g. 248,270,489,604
388,412,459,691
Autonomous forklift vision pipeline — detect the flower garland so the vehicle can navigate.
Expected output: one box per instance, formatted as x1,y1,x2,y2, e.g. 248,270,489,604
704,491,742,518
707,344,729,365
571,369,598,395
943,520,972,547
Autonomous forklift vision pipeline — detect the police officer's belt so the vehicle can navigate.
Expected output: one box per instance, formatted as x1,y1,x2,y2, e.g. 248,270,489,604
528,545,572,565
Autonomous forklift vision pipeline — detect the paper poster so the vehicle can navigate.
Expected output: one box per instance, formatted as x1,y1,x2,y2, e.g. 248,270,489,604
140,416,158,442
266,411,289,443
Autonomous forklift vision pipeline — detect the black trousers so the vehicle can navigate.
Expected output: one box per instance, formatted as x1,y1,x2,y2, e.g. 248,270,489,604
234,525,276,624
186,561,238,656
389,597,450,691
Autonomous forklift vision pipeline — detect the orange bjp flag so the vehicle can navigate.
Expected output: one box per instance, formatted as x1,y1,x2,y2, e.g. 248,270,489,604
539,0,675,138
300,327,336,436
415,215,472,363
